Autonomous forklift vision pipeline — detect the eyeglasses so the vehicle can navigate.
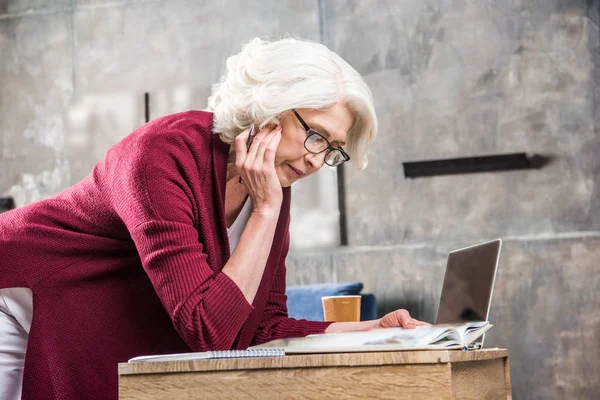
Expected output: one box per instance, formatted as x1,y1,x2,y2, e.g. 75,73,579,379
291,109,350,167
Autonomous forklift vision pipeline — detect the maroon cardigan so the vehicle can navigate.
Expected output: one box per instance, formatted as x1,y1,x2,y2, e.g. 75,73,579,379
0,111,331,400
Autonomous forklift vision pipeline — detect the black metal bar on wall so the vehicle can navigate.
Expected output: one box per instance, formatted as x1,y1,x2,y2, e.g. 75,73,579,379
402,153,550,178
0,197,15,213
337,166,348,246
144,92,150,123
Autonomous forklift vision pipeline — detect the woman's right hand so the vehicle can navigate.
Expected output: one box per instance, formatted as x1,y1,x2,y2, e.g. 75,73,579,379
234,124,283,218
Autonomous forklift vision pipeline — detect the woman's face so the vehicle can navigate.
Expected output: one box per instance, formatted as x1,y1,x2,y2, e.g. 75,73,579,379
274,103,354,187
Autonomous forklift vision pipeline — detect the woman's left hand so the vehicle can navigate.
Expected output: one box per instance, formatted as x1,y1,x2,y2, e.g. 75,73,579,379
373,309,431,329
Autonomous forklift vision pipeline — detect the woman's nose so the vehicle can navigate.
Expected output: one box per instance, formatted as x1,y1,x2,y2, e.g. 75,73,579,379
305,151,326,170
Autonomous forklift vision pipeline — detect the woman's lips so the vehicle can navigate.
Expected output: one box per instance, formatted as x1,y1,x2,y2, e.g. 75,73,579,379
288,164,304,178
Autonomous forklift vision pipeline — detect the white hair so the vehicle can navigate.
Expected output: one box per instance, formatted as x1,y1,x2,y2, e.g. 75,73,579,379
208,37,378,169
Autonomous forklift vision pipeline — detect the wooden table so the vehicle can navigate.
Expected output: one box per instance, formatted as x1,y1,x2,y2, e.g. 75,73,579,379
119,349,511,399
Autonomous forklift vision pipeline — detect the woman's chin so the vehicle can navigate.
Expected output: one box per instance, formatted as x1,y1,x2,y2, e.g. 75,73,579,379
278,176,294,188
276,168,296,188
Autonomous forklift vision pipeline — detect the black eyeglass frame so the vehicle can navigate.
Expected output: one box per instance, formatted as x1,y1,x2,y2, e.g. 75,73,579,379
291,109,350,167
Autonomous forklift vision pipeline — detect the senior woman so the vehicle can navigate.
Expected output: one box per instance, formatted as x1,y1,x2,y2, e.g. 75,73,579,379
0,37,427,400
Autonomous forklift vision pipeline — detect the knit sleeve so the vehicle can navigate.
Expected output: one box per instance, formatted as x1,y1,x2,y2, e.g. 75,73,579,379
106,126,253,351
250,231,332,346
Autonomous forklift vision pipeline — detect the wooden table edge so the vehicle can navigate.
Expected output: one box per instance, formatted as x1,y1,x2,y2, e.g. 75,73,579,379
118,348,509,376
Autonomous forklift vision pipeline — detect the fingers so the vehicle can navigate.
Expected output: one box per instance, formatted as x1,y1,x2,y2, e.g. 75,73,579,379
234,127,252,169
236,124,281,189
396,310,416,329
244,124,279,166
255,126,281,167
411,319,432,326
237,123,285,213
378,309,432,330
264,128,282,165
393,310,431,329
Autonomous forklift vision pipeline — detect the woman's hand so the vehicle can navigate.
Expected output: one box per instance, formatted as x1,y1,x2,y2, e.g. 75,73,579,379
325,309,430,334
223,124,284,304
373,309,431,329
235,125,283,218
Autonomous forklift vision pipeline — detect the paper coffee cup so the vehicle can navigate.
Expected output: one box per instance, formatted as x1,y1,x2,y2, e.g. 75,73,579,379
321,295,361,322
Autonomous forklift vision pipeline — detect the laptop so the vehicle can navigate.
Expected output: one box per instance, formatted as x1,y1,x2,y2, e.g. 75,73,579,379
434,239,502,348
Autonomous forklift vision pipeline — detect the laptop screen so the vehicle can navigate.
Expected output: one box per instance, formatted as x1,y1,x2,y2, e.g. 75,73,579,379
435,239,502,325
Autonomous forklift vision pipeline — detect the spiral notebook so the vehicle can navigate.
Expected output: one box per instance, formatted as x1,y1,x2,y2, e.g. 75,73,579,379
128,348,286,363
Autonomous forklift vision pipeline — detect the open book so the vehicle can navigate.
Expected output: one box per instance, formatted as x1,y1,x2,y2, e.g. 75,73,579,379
251,321,492,353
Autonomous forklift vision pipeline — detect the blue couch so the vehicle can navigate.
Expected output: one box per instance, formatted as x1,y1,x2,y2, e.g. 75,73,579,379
285,282,377,322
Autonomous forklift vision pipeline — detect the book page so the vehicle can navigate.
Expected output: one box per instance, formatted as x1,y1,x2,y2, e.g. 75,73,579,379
252,324,476,353
462,321,492,346
253,322,492,353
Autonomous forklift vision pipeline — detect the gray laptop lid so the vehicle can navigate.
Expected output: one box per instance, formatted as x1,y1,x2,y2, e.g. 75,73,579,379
435,239,502,347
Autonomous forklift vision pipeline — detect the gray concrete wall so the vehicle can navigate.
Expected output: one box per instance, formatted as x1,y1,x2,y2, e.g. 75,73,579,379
2,0,599,398
295,1,600,398
339,0,600,245
1,0,322,204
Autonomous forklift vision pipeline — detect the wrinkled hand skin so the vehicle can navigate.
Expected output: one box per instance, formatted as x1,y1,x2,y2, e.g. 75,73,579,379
374,309,431,329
